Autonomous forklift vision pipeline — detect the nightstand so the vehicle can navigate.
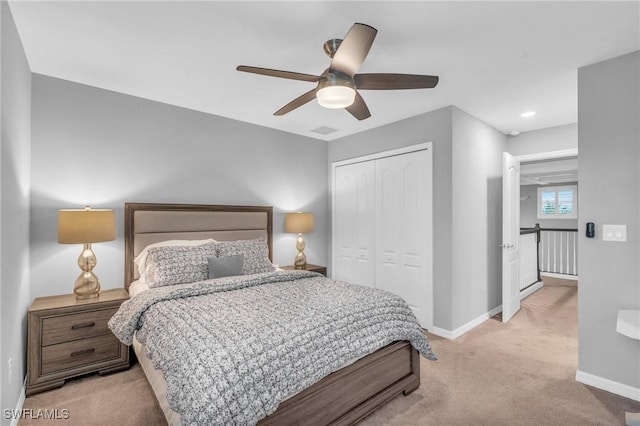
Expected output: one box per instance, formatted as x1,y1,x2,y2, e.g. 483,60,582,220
281,264,327,277
26,288,130,395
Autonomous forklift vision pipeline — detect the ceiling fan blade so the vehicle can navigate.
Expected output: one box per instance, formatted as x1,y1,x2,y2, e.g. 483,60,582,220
355,73,439,90
274,89,317,116
330,23,377,76
237,66,321,83
345,91,371,121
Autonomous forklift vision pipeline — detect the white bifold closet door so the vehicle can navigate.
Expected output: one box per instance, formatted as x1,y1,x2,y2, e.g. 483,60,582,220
333,147,433,329
334,160,376,287
375,151,431,327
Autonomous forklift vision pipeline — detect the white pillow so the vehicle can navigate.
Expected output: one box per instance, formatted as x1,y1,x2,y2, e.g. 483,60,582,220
128,280,149,298
134,239,216,282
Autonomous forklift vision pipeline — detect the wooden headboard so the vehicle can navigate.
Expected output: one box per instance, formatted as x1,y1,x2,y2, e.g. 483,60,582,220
124,202,273,289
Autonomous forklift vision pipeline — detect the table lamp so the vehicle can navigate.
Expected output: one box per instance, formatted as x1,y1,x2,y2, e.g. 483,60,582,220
58,206,116,299
284,212,314,269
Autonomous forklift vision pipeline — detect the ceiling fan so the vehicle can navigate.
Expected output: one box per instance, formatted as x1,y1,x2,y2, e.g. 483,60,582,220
237,23,439,120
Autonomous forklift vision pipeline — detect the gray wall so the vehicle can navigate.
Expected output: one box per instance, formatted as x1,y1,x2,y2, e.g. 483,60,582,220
31,75,328,298
328,106,507,331
451,108,506,329
520,183,579,229
0,2,31,421
578,51,639,390
507,123,577,156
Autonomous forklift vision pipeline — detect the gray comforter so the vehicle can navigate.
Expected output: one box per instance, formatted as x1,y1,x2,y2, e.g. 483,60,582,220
108,270,436,425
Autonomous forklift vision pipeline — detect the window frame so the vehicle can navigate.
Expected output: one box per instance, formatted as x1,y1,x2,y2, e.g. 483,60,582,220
537,185,578,219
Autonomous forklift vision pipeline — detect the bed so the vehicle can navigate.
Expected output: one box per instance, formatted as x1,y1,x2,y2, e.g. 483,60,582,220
111,202,435,425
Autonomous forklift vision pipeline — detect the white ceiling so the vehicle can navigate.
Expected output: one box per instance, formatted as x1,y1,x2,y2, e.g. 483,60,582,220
8,1,640,141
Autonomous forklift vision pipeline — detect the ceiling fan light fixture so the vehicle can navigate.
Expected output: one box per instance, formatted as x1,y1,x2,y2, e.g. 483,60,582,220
316,71,356,109
317,85,356,109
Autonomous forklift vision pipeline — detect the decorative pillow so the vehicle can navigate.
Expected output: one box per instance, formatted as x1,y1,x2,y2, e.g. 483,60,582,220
208,255,244,279
134,239,216,283
145,243,217,287
216,239,274,275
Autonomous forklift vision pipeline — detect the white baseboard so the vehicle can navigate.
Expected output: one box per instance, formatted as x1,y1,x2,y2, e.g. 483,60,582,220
429,305,502,340
576,369,640,401
428,326,454,339
429,283,547,340
520,281,543,300
10,378,27,426
541,272,579,281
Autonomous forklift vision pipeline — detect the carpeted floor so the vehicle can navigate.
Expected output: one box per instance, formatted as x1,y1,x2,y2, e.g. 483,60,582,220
20,277,640,425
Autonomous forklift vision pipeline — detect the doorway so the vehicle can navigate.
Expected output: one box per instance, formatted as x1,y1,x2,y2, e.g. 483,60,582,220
520,154,579,281
502,148,578,322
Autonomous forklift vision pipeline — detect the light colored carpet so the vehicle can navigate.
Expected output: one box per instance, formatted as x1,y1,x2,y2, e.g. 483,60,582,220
21,277,640,425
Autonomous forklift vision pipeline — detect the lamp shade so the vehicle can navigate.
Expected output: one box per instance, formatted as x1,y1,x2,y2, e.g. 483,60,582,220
285,212,314,234
58,208,116,244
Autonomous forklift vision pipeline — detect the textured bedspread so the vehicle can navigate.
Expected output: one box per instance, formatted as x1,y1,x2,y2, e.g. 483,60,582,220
108,270,436,425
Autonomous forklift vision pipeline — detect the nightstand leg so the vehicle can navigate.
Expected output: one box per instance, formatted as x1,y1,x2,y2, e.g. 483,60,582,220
98,363,130,376
26,379,66,396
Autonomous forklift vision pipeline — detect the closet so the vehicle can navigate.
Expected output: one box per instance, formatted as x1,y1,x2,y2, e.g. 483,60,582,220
332,144,433,329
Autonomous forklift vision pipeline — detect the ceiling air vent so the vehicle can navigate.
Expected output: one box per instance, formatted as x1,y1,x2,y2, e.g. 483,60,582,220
310,126,339,135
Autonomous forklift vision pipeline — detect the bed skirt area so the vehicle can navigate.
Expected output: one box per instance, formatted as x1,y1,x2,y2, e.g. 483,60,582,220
133,336,183,425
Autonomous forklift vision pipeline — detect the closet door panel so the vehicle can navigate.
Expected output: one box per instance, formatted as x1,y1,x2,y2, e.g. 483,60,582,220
376,150,431,327
334,161,375,287
376,160,402,295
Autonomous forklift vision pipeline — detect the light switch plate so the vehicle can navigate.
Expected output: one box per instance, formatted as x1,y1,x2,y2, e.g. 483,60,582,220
602,224,627,242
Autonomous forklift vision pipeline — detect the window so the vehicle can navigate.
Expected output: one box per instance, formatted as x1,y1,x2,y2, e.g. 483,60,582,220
537,185,577,219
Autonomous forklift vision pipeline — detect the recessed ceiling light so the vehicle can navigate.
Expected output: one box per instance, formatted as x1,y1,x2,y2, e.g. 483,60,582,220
509,131,521,136
520,111,536,118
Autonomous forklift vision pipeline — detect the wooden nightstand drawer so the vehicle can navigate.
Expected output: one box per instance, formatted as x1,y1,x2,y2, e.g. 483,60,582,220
42,307,118,346
41,334,121,375
27,288,130,395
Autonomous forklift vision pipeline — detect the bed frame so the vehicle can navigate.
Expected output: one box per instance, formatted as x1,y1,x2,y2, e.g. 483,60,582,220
124,202,420,425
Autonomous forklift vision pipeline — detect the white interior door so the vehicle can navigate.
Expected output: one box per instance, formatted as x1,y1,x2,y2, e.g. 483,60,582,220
502,152,521,323
334,161,376,287
376,150,433,328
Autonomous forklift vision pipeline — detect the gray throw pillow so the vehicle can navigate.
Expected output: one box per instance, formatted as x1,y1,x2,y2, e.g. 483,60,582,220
208,255,244,279
216,239,275,275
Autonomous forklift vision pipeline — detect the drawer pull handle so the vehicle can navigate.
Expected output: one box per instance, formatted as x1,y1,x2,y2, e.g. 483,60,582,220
71,322,95,330
70,348,95,358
